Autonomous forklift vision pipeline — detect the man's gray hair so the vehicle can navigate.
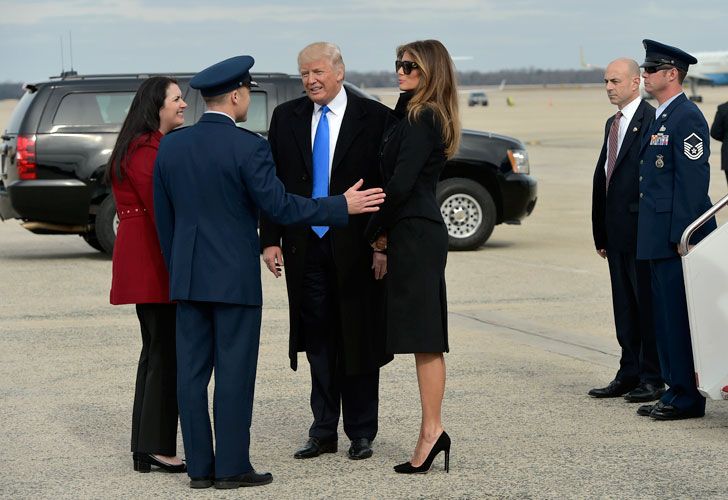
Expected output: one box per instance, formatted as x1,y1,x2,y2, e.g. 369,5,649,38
298,42,345,71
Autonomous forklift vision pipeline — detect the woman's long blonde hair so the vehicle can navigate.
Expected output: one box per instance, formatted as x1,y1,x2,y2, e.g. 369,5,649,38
397,39,461,158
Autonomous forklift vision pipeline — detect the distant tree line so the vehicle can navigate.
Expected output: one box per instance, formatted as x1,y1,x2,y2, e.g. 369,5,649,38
0,68,605,99
0,83,24,100
348,68,604,89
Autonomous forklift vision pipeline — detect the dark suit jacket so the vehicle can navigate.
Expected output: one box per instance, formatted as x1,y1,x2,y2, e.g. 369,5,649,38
592,99,654,253
153,113,347,305
259,89,394,374
710,101,728,171
637,93,716,260
364,95,448,242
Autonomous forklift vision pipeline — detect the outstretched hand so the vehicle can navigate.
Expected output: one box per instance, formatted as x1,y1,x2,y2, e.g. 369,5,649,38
344,179,386,214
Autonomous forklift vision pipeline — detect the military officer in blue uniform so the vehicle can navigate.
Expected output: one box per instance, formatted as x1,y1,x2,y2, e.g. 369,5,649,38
635,40,716,420
153,55,386,489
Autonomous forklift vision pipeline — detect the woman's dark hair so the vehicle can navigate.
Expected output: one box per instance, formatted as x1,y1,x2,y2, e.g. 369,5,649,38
105,76,177,184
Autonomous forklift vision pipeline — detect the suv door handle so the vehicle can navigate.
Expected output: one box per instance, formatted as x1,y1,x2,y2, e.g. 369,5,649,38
1,134,10,141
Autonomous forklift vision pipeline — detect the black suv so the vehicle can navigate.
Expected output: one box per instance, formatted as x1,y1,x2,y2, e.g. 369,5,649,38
1,72,537,253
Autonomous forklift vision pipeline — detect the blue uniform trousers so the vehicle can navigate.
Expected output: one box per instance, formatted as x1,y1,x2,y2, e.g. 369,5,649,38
176,301,262,479
649,257,705,413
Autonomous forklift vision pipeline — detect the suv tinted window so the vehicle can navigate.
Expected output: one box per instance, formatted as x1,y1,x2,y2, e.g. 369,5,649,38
6,90,36,133
240,91,267,133
200,90,268,134
53,92,135,129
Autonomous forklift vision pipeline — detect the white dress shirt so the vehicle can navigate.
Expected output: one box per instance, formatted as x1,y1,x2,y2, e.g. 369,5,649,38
605,96,642,175
655,92,683,119
204,110,236,123
311,86,348,178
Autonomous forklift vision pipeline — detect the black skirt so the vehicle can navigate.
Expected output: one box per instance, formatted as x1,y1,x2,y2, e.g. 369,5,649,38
385,217,449,354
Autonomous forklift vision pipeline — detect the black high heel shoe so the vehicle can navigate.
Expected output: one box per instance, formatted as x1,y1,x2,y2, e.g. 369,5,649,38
133,452,187,473
394,431,451,474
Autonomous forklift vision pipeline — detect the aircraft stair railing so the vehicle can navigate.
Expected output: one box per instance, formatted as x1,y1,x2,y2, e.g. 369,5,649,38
680,193,728,400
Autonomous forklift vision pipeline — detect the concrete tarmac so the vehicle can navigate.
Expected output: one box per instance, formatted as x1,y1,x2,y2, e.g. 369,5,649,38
2,87,728,498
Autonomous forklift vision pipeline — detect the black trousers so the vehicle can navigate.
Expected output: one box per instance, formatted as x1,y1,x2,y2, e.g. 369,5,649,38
131,303,178,455
606,249,662,385
301,232,379,441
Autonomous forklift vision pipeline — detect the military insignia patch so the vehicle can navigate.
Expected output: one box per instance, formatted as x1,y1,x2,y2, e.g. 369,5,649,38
655,155,664,168
683,133,703,160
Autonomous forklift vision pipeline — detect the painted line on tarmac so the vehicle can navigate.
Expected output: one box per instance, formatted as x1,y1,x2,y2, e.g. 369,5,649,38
450,310,618,369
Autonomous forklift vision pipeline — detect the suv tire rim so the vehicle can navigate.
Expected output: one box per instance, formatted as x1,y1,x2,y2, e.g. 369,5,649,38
440,193,482,239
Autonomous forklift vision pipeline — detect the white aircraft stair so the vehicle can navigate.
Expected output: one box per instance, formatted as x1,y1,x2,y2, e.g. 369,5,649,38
681,193,728,400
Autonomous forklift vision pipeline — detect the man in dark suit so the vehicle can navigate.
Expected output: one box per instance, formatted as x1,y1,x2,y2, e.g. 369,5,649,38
589,58,664,402
635,40,716,420
710,100,728,187
153,55,386,489
259,42,393,461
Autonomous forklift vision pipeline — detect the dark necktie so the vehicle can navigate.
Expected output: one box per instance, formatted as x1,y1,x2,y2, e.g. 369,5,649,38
605,110,622,191
311,105,330,237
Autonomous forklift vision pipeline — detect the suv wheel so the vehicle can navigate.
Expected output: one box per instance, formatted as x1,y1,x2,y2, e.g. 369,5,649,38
95,195,118,255
437,178,496,251
82,233,105,252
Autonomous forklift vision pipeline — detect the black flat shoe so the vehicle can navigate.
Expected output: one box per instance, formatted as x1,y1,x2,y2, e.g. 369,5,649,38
637,400,665,416
348,438,373,460
588,379,638,398
649,404,705,421
189,476,214,489
624,383,666,403
293,437,337,459
132,452,187,473
215,471,273,489
394,431,451,474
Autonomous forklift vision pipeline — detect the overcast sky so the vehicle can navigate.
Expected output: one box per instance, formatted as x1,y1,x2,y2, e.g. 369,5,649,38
1,0,726,82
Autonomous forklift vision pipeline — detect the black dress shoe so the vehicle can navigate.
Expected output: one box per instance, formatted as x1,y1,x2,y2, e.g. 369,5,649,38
132,452,187,473
650,404,705,421
214,471,273,489
348,438,373,460
624,383,666,403
189,476,214,489
637,401,664,416
293,437,337,459
588,379,638,398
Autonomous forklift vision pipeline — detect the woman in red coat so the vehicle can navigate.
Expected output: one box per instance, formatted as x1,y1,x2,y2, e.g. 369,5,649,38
107,76,187,473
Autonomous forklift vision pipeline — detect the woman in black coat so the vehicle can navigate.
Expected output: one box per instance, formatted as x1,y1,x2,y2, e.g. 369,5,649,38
365,39,461,474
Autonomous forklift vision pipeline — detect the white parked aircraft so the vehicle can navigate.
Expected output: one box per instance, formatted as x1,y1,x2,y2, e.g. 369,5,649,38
580,47,728,102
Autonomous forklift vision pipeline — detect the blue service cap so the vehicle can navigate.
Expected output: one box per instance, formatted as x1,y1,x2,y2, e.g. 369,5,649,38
190,55,258,97
641,39,697,72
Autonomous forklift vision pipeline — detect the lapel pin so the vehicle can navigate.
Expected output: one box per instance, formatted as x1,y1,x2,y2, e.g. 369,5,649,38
633,127,638,132
662,114,667,119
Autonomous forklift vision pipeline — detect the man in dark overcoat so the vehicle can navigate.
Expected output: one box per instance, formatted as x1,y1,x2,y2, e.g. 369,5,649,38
589,58,664,402
710,100,728,187
153,55,386,489
259,42,393,461
635,40,716,421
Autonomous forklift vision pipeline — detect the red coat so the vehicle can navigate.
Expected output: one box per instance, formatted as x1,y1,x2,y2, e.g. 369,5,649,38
109,131,170,304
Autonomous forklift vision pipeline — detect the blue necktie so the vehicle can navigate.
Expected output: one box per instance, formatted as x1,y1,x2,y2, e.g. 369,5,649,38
311,105,330,238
